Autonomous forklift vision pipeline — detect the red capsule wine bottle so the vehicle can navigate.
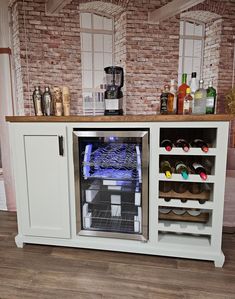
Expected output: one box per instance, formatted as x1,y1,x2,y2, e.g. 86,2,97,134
160,160,173,178
175,161,189,179
160,139,173,151
175,138,190,152
191,139,209,153
191,162,207,180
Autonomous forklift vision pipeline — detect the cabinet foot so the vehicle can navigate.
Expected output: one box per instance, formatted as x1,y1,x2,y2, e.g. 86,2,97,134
15,235,24,248
214,253,225,267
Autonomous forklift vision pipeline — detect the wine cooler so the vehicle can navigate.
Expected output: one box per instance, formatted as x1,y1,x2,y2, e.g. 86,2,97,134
73,129,149,241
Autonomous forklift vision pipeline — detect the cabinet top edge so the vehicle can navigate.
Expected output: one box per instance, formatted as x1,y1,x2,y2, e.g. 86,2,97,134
5,114,234,123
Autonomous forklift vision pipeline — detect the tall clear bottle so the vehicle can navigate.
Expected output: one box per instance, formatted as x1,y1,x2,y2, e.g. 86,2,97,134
190,72,198,112
193,79,206,114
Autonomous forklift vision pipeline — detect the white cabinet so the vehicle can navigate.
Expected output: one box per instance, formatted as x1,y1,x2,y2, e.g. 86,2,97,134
11,124,70,241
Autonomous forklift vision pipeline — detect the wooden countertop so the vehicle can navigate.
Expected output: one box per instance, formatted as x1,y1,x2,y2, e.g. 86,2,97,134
5,114,234,123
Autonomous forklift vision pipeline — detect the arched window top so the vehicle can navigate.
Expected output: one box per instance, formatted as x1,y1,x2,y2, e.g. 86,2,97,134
80,1,125,17
181,11,221,24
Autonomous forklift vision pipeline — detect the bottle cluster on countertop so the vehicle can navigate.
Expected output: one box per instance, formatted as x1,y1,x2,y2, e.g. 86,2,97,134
32,86,71,116
160,72,216,115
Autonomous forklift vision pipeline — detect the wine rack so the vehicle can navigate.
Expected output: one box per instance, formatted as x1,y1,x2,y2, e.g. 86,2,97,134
157,124,228,267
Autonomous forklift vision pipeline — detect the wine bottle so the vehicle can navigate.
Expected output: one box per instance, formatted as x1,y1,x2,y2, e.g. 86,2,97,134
175,161,189,179
188,183,204,194
159,181,172,193
160,160,172,178
191,162,207,180
160,139,173,151
173,182,187,193
175,138,190,152
191,139,209,153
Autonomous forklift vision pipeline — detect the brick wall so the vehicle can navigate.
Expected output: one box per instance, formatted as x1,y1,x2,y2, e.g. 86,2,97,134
10,0,235,119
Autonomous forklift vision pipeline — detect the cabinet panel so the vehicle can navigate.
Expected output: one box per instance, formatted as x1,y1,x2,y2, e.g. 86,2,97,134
14,126,70,239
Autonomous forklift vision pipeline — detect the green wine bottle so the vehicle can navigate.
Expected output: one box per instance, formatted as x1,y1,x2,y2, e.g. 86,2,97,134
206,81,216,114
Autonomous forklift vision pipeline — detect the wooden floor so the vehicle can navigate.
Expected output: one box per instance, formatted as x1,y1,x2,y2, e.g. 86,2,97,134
0,211,235,299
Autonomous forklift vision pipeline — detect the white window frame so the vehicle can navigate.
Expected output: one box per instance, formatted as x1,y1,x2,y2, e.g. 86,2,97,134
80,11,114,115
178,19,205,85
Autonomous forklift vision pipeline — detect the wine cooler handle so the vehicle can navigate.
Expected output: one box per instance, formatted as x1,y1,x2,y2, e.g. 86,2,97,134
58,135,64,156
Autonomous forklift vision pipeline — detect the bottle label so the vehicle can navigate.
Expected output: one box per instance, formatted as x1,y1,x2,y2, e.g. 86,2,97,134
160,94,168,113
206,97,214,107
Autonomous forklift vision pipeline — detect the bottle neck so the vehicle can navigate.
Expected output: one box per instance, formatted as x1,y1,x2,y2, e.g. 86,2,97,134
182,74,187,84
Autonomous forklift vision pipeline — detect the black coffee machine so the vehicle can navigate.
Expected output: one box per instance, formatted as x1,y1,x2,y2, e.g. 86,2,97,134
104,66,124,115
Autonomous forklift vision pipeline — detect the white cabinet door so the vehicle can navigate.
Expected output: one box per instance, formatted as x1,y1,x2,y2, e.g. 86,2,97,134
13,125,70,239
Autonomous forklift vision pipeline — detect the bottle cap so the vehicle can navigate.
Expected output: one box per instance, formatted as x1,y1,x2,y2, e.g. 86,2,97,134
164,84,170,90
200,172,207,180
170,79,175,85
183,145,189,152
186,87,191,94
202,145,209,153
165,145,172,152
191,72,197,78
199,79,204,84
165,171,172,179
181,171,188,180
62,86,70,94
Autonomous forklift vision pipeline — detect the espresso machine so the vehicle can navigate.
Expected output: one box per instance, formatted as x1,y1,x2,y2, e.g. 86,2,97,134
104,66,124,115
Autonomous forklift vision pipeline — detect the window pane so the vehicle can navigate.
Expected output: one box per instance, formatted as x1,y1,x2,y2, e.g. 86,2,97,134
183,57,193,74
104,17,112,30
83,92,93,110
80,13,92,29
94,71,105,88
81,33,92,51
184,39,193,56
93,14,103,30
104,35,113,53
185,22,194,36
94,34,103,51
193,58,201,76
194,23,203,37
179,39,183,56
82,71,93,88
82,52,92,70
104,53,113,68
194,40,202,57
178,56,182,74
94,52,104,70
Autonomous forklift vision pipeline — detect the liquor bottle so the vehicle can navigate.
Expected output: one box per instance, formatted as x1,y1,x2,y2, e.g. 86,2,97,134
160,139,173,151
32,86,43,116
193,79,206,114
175,161,189,179
183,87,193,115
175,138,190,152
191,139,209,153
169,79,177,114
190,72,198,112
160,85,170,114
191,162,207,180
206,81,216,114
42,87,53,116
177,73,189,114
160,160,172,178
53,87,63,116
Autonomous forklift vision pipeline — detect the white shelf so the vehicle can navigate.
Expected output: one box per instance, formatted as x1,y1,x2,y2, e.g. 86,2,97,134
158,147,217,156
158,220,212,235
158,232,211,248
158,198,214,209
158,173,215,183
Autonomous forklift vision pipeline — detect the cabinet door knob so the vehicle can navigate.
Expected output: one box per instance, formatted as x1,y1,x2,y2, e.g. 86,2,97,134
58,136,64,156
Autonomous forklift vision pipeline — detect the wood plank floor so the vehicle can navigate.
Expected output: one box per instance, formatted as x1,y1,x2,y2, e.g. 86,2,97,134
0,211,235,299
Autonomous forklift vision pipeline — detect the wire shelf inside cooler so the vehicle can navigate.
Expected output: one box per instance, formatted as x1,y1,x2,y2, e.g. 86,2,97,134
81,143,142,181
83,207,141,234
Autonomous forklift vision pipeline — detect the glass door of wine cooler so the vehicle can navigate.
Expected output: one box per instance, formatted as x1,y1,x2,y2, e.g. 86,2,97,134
73,129,149,241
